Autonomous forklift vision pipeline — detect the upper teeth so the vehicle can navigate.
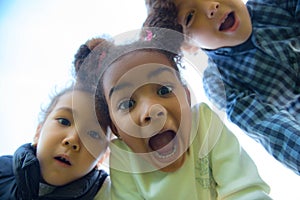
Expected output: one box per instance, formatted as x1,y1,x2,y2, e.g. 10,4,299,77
221,14,228,24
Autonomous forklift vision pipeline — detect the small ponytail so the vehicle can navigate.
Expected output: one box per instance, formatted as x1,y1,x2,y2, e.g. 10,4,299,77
72,36,114,90
74,44,91,73
73,37,113,74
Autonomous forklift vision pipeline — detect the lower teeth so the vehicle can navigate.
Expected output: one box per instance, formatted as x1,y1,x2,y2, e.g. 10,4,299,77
155,145,177,159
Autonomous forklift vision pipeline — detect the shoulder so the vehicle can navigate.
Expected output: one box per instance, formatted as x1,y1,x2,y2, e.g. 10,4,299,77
109,138,133,173
94,176,111,200
0,155,13,176
192,103,224,126
0,155,16,199
13,143,38,167
191,103,225,158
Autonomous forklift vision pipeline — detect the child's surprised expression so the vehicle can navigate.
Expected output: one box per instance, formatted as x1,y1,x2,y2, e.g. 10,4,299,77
175,0,252,49
104,51,192,172
35,91,107,186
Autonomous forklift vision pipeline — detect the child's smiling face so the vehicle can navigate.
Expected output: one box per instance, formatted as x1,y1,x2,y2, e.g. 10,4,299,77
174,0,252,49
103,51,192,172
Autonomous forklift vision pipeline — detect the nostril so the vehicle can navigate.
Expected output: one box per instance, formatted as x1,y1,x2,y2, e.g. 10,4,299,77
145,116,151,122
65,141,69,145
72,145,77,150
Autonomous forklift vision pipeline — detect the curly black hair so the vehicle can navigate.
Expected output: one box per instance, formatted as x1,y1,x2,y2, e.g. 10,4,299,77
143,0,182,34
73,37,114,90
74,28,185,136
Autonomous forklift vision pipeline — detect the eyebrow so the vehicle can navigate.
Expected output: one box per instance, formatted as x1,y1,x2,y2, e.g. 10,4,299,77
175,1,183,10
108,67,173,99
147,67,173,79
109,82,132,99
56,106,72,112
55,107,74,115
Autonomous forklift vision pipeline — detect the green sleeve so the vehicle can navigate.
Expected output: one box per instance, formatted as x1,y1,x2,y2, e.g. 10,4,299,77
93,177,111,200
110,168,143,200
109,139,144,200
198,104,271,199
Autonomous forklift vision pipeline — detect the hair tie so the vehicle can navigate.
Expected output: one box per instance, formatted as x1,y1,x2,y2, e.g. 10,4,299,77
145,30,154,41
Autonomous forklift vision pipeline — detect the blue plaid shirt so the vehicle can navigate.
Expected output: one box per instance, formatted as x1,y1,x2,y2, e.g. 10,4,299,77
203,0,300,175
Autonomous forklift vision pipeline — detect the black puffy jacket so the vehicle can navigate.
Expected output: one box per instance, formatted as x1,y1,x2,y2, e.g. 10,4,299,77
0,143,108,200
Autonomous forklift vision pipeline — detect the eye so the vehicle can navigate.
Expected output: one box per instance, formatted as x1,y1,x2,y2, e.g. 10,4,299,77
118,99,135,110
185,10,195,27
87,130,101,140
57,118,71,126
158,85,173,96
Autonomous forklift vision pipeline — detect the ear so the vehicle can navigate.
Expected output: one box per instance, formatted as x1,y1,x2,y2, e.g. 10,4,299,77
32,124,42,147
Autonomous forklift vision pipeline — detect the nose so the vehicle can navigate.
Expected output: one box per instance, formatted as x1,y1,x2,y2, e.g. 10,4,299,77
206,2,219,18
62,132,80,151
141,103,167,125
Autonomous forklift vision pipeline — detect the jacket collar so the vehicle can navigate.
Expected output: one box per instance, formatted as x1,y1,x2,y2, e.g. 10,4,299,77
13,143,107,199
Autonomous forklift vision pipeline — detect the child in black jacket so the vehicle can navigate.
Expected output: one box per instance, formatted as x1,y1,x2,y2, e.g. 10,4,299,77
0,83,109,199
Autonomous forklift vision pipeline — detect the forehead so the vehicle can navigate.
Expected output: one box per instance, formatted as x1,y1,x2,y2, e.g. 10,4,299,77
52,90,96,119
173,0,187,7
54,90,91,108
104,51,173,82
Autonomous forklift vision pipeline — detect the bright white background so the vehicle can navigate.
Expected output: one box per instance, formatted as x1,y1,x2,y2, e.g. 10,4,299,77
0,1,299,199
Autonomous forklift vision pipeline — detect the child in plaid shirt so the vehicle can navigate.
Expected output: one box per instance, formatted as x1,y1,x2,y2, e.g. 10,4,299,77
144,0,300,175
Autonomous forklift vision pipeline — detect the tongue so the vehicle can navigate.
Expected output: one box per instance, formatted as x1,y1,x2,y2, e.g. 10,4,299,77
149,131,175,152
219,12,235,31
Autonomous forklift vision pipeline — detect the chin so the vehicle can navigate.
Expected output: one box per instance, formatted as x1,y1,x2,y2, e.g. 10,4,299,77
43,174,74,186
159,152,186,172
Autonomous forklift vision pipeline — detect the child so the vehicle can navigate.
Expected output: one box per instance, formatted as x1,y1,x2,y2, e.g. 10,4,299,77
78,28,271,199
144,0,300,175
0,82,110,199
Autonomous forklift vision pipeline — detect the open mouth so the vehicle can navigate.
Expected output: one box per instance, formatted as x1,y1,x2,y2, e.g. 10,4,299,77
148,130,177,159
219,12,236,31
54,156,72,166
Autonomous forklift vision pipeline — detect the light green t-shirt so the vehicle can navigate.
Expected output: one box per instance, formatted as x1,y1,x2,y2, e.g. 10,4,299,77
94,176,111,200
109,103,271,200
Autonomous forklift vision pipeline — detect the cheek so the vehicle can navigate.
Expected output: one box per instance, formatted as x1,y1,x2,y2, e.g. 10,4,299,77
169,99,181,115
35,143,48,167
71,150,98,176
111,110,140,136
178,104,192,139
81,152,98,169
191,30,214,47
36,130,50,148
113,115,147,153
170,91,185,112
38,131,60,147
119,132,147,153
188,21,222,49
173,91,191,125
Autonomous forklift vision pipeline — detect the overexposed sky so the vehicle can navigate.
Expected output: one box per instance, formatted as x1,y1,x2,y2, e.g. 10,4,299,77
0,1,299,199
